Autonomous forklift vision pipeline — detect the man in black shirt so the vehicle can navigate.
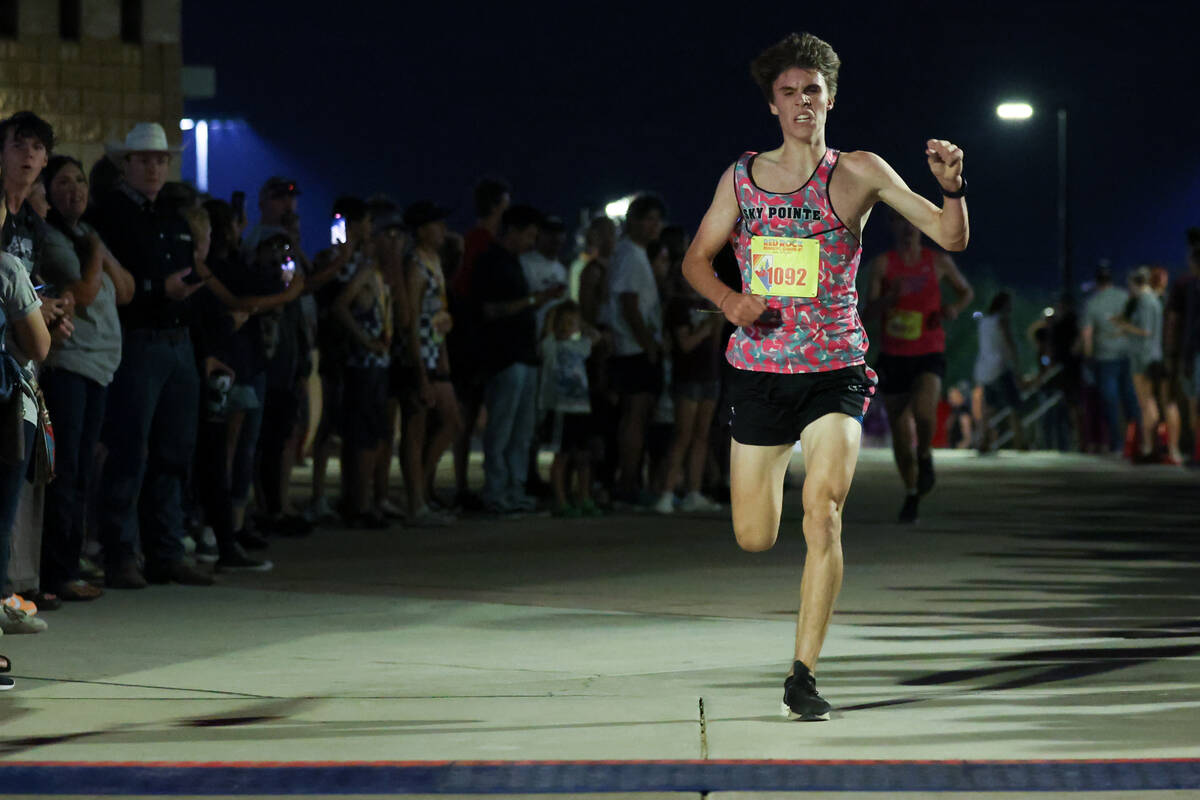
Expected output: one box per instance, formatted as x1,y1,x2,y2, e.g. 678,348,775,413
88,122,210,588
474,204,562,513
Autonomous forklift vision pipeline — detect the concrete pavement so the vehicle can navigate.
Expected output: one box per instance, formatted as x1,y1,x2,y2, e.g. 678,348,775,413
1,448,1198,797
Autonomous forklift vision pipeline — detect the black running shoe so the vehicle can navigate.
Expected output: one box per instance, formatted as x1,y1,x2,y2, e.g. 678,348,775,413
236,529,270,551
898,494,919,524
916,455,935,496
781,661,831,721
216,544,274,572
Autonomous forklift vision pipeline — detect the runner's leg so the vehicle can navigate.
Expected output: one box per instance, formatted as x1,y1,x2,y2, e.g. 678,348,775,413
882,394,915,490
794,412,862,671
728,439,793,552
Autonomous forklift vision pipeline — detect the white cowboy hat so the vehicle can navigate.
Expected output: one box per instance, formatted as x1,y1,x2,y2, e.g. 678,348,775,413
105,122,184,157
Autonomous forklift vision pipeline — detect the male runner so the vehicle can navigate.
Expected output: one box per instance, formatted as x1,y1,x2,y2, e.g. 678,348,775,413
681,32,968,721
866,213,972,523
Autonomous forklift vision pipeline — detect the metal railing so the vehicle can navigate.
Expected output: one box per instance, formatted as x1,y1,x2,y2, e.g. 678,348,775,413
988,364,1063,449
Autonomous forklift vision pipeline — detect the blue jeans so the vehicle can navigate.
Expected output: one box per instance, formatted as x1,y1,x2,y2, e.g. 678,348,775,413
99,329,199,571
1,420,36,597
230,372,267,506
1093,358,1140,452
40,368,107,587
482,362,538,507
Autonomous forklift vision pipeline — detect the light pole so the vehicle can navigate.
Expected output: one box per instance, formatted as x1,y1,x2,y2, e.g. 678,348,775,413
996,102,1071,299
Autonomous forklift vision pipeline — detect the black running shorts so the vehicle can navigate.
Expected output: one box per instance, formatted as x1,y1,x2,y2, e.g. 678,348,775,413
727,365,876,446
875,352,946,395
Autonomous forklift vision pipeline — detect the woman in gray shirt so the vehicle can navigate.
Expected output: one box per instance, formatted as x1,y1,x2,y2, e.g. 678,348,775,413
37,156,134,601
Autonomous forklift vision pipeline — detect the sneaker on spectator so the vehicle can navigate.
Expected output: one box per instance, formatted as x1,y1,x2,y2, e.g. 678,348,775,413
194,526,219,563
1,605,47,634
80,556,105,583
181,534,197,555
377,499,405,519
2,594,36,616
106,559,147,590
653,492,676,515
306,496,341,524
409,506,453,527
236,529,270,551
509,494,538,512
679,491,722,513
217,544,274,572
578,498,604,517
145,560,214,587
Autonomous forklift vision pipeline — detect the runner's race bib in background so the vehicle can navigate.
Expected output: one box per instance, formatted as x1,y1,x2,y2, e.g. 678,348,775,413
748,236,820,298
886,309,924,340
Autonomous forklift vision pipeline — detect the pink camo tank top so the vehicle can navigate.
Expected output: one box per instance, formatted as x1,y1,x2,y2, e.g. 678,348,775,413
727,149,873,377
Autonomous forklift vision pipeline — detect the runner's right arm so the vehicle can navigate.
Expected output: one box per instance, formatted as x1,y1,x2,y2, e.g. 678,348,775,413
681,164,768,328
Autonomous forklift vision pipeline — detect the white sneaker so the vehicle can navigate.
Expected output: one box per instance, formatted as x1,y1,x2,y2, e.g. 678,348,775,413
1,605,47,634
679,491,722,512
653,492,675,515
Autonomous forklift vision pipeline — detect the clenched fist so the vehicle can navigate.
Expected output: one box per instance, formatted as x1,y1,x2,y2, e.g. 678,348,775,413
925,139,964,193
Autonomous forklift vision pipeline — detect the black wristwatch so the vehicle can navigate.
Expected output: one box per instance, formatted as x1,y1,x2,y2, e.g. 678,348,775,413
941,177,967,199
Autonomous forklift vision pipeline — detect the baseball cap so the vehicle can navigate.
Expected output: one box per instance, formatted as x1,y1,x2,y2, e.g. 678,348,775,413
403,200,452,230
261,176,301,198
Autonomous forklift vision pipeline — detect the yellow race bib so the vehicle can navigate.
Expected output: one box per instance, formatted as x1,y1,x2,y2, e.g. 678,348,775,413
886,309,924,341
748,236,820,298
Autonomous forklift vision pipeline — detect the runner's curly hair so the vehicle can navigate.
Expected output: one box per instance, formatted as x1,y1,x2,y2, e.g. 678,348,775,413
750,32,841,103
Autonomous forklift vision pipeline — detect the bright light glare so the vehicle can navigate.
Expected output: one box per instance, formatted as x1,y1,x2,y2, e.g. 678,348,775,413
195,120,209,192
1043,307,1055,317
179,118,195,131
996,102,1034,120
605,196,632,219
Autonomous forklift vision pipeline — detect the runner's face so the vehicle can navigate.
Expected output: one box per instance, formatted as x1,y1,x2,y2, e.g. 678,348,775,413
769,68,833,138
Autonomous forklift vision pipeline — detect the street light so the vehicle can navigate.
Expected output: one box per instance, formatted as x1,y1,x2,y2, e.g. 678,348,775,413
996,101,1071,299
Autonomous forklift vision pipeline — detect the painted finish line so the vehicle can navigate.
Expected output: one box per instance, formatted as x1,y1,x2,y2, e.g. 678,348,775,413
3,759,1200,794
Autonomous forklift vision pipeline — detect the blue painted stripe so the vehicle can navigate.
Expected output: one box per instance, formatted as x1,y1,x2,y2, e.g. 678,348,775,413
2,760,1199,794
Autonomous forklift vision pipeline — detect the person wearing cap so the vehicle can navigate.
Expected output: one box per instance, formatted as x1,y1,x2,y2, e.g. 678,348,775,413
1082,264,1141,455
87,121,212,588
400,200,459,525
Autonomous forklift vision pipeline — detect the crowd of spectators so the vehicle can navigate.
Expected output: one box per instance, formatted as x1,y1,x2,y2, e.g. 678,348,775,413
965,241,1200,463
0,112,738,656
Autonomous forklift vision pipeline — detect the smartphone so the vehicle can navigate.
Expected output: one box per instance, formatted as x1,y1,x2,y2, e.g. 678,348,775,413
281,256,297,286
231,190,246,219
330,214,347,245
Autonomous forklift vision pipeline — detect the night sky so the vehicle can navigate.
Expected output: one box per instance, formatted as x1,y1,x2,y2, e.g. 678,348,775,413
183,1,1199,295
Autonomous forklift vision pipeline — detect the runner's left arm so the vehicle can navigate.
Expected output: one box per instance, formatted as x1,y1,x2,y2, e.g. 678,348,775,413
866,140,969,252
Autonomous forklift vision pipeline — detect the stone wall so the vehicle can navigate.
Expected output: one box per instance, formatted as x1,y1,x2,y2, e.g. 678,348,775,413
0,0,183,175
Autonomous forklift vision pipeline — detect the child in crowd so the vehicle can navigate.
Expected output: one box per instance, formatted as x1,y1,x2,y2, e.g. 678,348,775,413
540,301,601,517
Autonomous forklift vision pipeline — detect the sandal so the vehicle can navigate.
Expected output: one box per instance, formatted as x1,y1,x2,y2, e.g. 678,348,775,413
57,580,103,602
1,654,10,672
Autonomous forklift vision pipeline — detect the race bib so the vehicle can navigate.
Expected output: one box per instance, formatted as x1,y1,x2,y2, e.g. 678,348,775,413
748,236,820,297
886,308,924,341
